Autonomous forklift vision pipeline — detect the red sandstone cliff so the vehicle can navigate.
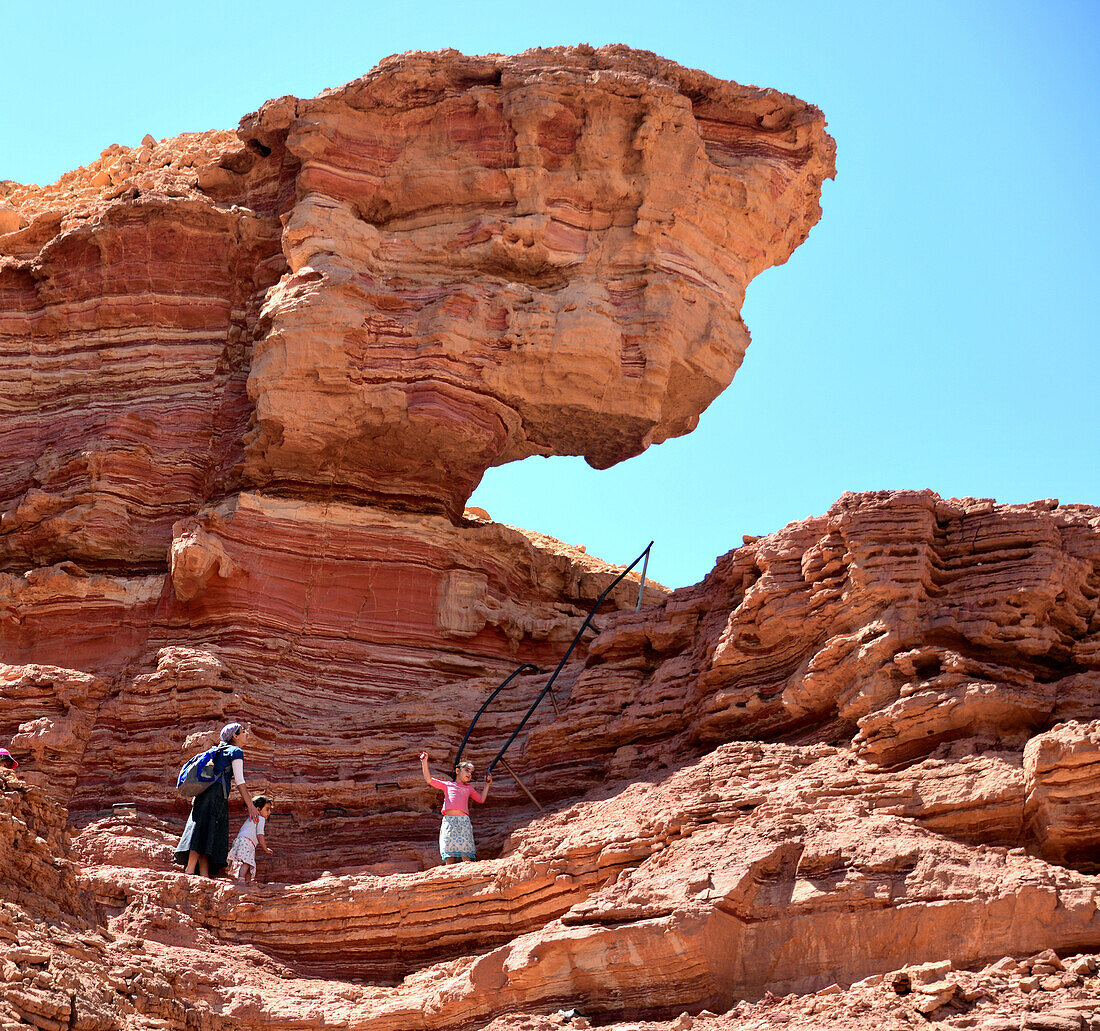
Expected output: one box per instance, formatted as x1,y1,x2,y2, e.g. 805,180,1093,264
3,46,1100,1031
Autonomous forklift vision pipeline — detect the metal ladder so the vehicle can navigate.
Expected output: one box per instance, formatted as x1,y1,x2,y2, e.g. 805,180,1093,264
454,542,653,809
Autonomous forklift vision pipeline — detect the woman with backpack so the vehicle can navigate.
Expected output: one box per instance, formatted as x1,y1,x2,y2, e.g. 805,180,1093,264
173,722,260,878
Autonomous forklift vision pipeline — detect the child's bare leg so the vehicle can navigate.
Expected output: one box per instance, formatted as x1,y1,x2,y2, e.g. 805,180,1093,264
445,856,459,865
248,864,255,883
185,850,200,875
461,855,473,863
198,855,210,878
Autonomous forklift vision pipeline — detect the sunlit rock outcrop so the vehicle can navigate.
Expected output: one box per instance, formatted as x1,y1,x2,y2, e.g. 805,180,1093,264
4,45,1100,1031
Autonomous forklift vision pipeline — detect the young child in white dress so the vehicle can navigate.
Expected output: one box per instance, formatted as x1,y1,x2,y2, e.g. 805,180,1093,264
227,794,274,882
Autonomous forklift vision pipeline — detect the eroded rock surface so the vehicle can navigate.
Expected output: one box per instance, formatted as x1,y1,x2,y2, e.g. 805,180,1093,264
1025,720,1100,869
241,48,835,517
1,46,833,534
4,489,1098,1031
3,44,1099,1031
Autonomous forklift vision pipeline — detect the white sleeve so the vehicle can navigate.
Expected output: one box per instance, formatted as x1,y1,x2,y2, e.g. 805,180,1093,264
257,816,266,836
232,758,245,785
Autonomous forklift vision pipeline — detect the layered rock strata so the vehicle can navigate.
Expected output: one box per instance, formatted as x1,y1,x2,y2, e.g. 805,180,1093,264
3,44,1100,1031
591,492,1096,739
241,48,835,517
1,43,836,879
0,133,290,570
6,731,1100,1030
1,45,835,539
3,489,1098,1031
1,494,667,876
1025,720,1100,868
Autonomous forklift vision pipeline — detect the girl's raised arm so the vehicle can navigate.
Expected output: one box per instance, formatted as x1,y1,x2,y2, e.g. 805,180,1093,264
419,752,436,787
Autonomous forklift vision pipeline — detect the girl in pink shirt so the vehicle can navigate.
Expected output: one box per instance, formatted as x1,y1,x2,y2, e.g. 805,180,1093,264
419,752,492,864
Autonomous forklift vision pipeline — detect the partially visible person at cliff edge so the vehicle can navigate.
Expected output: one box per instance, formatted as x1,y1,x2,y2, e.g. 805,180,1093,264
0,748,18,772
174,723,259,878
419,752,491,864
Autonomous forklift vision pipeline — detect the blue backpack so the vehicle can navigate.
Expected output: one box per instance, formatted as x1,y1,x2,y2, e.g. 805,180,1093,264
176,744,232,799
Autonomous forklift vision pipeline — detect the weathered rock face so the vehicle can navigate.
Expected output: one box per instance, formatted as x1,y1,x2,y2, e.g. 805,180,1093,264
544,491,1100,775
1,45,835,538
0,130,292,570
241,48,834,517
1,492,667,878
0,771,95,924
1025,720,1100,869
3,45,1100,1031
3,488,1098,1031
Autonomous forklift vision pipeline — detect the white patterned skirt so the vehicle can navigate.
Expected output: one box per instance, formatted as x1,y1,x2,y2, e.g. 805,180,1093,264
227,833,257,871
439,813,476,860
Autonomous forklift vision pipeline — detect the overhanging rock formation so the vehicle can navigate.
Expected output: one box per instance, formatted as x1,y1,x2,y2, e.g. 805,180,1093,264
4,46,1100,1031
0,44,835,540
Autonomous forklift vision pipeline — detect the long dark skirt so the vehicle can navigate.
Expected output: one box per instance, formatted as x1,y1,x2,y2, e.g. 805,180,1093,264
173,784,230,876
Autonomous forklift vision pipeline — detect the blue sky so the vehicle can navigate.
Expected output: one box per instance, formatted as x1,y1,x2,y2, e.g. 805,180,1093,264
3,1,1097,588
